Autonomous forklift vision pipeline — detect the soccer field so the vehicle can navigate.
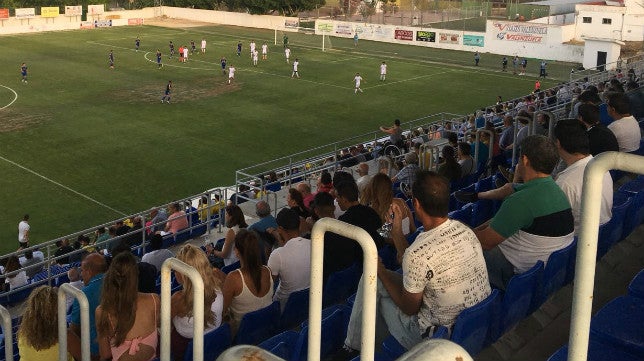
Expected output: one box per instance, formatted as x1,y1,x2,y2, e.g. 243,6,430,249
0,22,572,254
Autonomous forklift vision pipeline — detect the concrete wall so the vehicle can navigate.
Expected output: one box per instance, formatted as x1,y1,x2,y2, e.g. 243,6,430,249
159,7,298,31
583,39,622,70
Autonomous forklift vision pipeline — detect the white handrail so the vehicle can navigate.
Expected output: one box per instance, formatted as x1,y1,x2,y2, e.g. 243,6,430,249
160,258,205,361
310,218,378,361
58,283,90,361
0,305,13,361
568,152,644,361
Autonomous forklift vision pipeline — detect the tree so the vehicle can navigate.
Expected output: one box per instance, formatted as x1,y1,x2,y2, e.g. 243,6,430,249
358,0,376,21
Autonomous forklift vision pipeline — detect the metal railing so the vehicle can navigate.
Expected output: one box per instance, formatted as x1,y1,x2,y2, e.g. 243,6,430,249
0,305,13,361
58,283,90,361
569,152,644,361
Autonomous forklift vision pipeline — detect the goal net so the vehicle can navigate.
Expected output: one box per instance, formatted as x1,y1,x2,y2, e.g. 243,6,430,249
322,34,333,52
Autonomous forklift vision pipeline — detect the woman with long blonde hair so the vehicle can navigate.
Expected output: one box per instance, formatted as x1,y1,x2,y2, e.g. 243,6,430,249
361,173,417,237
18,286,73,360
96,252,160,361
171,244,224,361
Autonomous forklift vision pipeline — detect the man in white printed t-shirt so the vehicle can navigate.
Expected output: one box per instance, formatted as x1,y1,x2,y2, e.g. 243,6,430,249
338,171,491,358
201,38,206,54
18,214,30,249
284,46,291,63
291,58,300,78
228,64,235,84
380,61,387,81
267,208,311,311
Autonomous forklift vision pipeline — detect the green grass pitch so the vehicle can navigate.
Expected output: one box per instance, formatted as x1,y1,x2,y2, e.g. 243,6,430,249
0,23,574,255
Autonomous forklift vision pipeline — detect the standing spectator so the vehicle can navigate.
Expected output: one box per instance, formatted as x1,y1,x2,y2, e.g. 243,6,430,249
336,171,491,358
171,245,223,360
96,252,160,361
4,255,28,291
267,209,311,311
208,205,247,267
539,60,547,79
474,51,480,66
18,286,73,360
164,203,189,235
606,92,641,152
68,253,108,360
141,234,174,273
222,230,274,335
18,214,30,249
512,55,519,74
380,119,404,148
502,56,508,71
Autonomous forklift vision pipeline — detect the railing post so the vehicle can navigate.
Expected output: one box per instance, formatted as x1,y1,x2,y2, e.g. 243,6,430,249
160,258,204,361
0,305,13,361
58,283,90,361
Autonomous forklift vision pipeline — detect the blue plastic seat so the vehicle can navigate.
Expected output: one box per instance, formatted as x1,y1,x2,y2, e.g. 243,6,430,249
476,175,495,192
258,330,299,359
234,301,280,345
221,261,241,274
190,222,207,238
590,295,644,357
492,262,543,341
534,240,576,310
597,197,631,260
471,200,494,227
617,184,644,239
174,228,192,245
450,288,499,356
279,288,310,331
183,323,231,361
381,335,407,359
291,306,351,361
323,264,360,307
448,203,473,227
454,183,476,209
628,269,644,299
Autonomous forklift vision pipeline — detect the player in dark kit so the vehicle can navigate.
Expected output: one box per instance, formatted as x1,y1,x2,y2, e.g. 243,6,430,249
109,50,114,69
135,37,140,52
237,42,242,56
161,80,172,103
220,57,227,74
156,50,162,68
20,63,27,83
190,40,196,54
169,41,175,58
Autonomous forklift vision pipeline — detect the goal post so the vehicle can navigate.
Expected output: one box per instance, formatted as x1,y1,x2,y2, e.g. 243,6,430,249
322,33,333,52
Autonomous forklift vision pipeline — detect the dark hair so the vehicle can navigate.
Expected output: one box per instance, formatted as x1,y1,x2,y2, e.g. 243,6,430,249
606,92,631,115
578,103,600,125
412,171,450,217
225,205,248,228
276,208,300,231
446,132,458,145
519,135,560,174
311,191,335,212
288,188,307,211
394,119,401,126
554,118,590,155
320,171,332,185
234,229,263,291
457,142,471,156
578,90,602,104
332,171,355,186
149,234,163,251
335,181,359,202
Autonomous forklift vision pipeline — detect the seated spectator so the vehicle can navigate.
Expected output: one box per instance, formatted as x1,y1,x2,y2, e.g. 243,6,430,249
124,216,144,247
606,92,641,152
54,239,74,265
79,234,96,253
171,245,223,361
95,227,110,249
248,201,278,233
115,220,131,237
228,184,252,206
355,163,371,193
147,208,168,235
198,194,225,222
553,119,613,234
207,205,247,268
578,103,619,156
96,252,160,361
296,182,315,209
111,242,157,293
267,208,311,311
457,142,476,176
18,286,73,361
184,201,200,225
20,249,44,279
626,80,644,120
264,171,282,192
141,234,174,273
164,202,189,235
335,171,491,359
287,188,310,221
65,267,84,312
392,152,420,185
222,229,274,335
437,145,462,183
4,255,27,291
68,253,107,360
474,135,575,290
361,173,416,242
316,171,334,194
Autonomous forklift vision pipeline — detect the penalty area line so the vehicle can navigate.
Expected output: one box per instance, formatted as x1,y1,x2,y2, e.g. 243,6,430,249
0,85,19,110
0,154,127,216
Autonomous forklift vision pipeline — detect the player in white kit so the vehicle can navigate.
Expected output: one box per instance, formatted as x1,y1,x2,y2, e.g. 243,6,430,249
228,64,235,84
380,61,387,81
291,58,300,78
201,38,206,54
249,41,256,58
354,72,364,94
261,43,268,60
252,50,259,66
284,47,291,64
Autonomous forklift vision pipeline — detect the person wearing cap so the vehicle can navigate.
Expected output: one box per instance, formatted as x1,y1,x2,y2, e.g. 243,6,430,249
267,208,311,311
392,152,420,185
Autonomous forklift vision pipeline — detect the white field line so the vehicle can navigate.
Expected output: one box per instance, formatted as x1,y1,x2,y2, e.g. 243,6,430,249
0,154,127,216
0,85,18,110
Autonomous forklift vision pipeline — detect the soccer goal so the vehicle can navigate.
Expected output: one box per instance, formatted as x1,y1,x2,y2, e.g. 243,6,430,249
322,33,333,52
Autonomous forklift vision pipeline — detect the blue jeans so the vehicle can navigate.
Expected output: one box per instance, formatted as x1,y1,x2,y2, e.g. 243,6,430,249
344,275,423,351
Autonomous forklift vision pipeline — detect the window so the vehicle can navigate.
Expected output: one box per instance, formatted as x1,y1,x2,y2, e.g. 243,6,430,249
602,18,612,24
583,17,592,23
